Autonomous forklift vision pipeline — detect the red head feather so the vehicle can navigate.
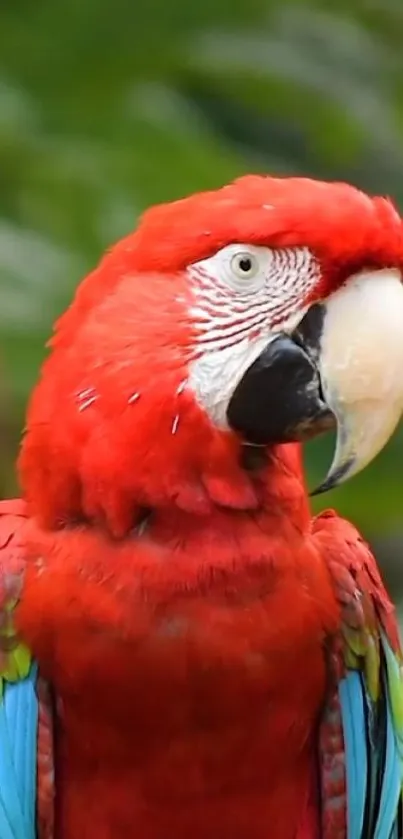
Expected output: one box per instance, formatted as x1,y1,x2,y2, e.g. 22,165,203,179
19,176,403,536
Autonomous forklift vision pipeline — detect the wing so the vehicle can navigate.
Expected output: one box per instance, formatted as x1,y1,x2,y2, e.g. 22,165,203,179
0,499,54,839
312,509,403,839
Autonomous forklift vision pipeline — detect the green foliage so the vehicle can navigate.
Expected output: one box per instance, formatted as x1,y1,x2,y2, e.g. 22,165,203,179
1,0,403,541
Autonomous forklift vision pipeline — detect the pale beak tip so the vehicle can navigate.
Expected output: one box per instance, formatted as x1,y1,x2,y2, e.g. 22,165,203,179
309,457,355,497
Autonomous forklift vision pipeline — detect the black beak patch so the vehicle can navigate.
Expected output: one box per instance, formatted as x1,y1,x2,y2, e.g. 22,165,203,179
227,304,335,445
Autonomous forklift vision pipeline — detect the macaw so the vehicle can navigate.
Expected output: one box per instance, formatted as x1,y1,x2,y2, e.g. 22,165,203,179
0,175,403,839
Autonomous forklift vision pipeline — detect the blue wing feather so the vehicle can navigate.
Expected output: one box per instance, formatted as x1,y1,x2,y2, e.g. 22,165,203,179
373,648,402,839
339,672,367,839
0,692,28,837
338,638,402,839
0,664,38,839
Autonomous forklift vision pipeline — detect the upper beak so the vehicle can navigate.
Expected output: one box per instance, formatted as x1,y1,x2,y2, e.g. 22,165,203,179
227,268,403,493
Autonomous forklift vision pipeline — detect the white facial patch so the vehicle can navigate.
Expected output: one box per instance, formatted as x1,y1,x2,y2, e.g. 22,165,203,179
187,243,320,427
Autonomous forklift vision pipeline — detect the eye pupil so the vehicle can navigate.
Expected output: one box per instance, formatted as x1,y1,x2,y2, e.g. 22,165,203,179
238,257,252,273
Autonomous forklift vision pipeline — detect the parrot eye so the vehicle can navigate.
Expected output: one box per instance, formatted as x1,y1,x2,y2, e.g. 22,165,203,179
190,244,268,294
230,252,259,281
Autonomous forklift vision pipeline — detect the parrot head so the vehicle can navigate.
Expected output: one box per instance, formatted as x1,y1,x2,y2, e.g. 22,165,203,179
19,175,403,536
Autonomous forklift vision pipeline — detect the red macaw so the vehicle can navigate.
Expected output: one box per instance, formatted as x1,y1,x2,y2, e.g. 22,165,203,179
0,175,403,839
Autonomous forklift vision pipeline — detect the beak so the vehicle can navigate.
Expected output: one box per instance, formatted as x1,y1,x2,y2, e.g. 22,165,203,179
227,268,403,493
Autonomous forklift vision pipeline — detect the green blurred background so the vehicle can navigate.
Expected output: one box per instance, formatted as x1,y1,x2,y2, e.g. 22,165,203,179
0,0,402,601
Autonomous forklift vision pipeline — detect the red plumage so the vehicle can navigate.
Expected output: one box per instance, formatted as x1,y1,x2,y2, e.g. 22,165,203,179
14,450,341,839
2,175,402,837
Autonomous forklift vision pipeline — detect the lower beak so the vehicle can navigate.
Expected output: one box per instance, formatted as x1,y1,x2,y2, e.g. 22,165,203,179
227,268,403,493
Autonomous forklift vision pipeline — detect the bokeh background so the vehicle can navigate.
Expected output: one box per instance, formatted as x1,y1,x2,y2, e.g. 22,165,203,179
0,0,402,605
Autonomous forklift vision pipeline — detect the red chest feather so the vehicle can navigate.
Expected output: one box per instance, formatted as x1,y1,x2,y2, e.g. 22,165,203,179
17,506,339,839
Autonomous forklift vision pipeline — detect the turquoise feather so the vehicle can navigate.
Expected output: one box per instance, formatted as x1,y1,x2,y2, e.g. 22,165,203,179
339,636,403,839
339,672,367,839
0,663,38,839
373,685,400,839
